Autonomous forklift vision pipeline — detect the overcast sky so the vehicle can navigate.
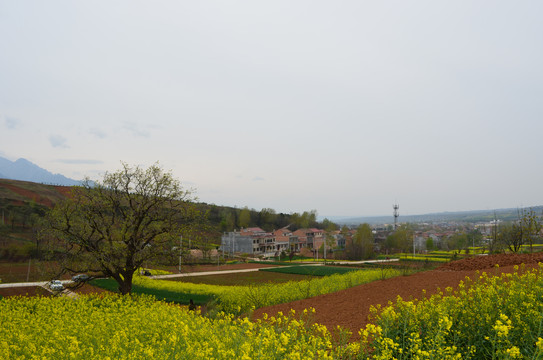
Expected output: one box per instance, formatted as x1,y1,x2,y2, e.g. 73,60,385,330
1,1,542,218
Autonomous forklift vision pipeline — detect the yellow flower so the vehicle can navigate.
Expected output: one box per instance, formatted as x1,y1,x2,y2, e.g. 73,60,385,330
536,337,543,351
506,346,520,358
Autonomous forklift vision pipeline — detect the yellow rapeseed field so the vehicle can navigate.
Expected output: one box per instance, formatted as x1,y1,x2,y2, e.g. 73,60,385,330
0,294,357,359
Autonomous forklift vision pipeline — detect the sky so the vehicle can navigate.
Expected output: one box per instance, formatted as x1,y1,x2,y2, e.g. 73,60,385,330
1,1,543,218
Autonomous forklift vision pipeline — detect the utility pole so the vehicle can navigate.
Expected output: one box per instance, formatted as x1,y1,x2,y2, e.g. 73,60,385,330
179,235,183,274
26,258,31,282
413,234,416,257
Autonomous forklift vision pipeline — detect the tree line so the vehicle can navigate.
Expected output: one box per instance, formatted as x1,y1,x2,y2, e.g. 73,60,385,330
204,206,325,233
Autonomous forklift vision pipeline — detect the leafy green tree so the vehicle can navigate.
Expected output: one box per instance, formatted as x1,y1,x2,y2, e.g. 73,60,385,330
299,212,310,229
321,218,338,232
385,226,413,253
447,233,468,251
219,209,235,232
41,162,201,295
289,212,300,229
189,226,220,260
499,222,523,253
306,210,318,227
425,237,434,251
488,212,500,253
288,210,318,230
519,208,542,252
238,207,251,228
498,208,542,253
346,223,374,260
258,208,277,231
322,220,338,254
7,210,15,230
325,232,336,251
466,229,483,250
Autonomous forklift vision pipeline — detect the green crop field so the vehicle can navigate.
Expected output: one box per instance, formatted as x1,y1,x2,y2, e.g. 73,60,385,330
259,265,359,276
90,278,214,305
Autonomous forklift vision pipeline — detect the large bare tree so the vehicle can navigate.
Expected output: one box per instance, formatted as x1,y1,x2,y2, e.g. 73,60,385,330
41,162,201,294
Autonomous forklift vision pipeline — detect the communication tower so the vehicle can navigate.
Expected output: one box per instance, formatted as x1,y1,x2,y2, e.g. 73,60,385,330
393,204,399,230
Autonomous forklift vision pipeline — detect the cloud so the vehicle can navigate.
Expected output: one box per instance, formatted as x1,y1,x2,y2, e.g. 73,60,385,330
49,134,69,148
122,122,152,138
182,180,197,186
5,116,21,129
89,128,107,139
56,159,104,165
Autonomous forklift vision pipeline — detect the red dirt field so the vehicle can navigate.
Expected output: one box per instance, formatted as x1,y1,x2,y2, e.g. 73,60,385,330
53,185,74,198
73,283,109,295
0,286,51,298
1,182,54,207
157,262,280,274
253,253,543,340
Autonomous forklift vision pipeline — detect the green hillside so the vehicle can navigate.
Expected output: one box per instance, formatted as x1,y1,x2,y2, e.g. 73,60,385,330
0,178,328,262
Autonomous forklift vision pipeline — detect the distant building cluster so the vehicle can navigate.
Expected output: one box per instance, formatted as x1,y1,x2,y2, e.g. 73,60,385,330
220,227,346,258
219,218,531,258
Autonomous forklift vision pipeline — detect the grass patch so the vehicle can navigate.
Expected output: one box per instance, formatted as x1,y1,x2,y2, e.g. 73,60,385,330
259,265,359,276
89,278,213,305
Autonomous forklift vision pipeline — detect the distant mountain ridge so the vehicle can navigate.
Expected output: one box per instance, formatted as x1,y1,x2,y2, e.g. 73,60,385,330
0,156,81,186
336,206,543,225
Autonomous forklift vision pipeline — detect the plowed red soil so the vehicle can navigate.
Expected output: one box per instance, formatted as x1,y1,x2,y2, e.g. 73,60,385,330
0,286,51,298
1,182,53,207
253,253,543,339
160,262,279,273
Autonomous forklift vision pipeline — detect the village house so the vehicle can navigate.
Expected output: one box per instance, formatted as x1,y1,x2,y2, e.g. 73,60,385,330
273,227,294,253
220,226,329,257
292,228,325,250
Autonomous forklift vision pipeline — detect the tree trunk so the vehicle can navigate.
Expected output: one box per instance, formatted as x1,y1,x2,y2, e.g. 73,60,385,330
116,271,134,295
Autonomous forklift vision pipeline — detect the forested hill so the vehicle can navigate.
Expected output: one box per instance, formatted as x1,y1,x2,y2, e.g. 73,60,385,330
0,178,328,237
